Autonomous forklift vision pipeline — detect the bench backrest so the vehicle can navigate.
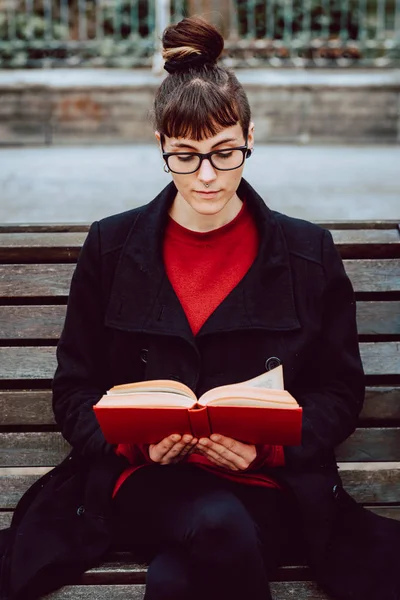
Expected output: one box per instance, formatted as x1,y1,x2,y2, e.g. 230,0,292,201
0,222,399,531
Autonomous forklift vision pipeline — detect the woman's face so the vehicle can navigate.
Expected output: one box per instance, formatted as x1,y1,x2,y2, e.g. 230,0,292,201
155,122,254,218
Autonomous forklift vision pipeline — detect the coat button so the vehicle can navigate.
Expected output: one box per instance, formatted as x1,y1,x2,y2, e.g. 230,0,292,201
265,357,281,371
332,484,341,500
76,505,85,516
140,349,148,364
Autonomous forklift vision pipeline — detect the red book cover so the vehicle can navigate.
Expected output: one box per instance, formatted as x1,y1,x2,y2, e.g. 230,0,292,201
93,367,303,446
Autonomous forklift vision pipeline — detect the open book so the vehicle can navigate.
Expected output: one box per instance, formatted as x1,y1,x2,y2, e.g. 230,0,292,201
93,365,302,446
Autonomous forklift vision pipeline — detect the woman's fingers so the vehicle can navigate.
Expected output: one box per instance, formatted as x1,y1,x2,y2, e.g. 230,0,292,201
150,434,197,464
197,436,254,470
197,444,240,470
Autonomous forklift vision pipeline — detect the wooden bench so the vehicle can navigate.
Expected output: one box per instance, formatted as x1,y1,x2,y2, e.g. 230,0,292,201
0,221,399,599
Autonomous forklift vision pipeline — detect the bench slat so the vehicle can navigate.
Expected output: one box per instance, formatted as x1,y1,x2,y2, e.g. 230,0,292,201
336,428,400,461
362,386,400,420
1,302,399,340
1,387,398,426
356,301,400,336
42,582,331,599
1,505,399,532
0,463,399,508
0,265,71,298
0,306,66,339
359,342,400,376
1,260,399,298
1,429,400,467
1,342,398,380
0,229,398,262
0,233,86,263
345,259,400,293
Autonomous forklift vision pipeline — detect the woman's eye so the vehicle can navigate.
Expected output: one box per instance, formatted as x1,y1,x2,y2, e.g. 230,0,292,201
216,151,233,159
177,155,196,162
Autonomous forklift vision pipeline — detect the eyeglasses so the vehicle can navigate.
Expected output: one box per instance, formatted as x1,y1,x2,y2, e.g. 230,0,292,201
162,145,251,175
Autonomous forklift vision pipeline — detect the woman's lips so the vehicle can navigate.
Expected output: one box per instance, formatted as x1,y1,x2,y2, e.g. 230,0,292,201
195,190,220,195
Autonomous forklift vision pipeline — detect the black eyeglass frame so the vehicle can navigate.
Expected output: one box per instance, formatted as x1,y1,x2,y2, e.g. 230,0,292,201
161,139,251,175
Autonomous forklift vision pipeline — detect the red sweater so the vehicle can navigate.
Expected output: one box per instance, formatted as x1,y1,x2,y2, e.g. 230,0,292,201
112,201,284,497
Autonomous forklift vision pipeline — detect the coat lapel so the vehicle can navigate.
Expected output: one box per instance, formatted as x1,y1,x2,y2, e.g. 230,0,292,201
197,179,300,337
105,178,300,342
105,182,194,346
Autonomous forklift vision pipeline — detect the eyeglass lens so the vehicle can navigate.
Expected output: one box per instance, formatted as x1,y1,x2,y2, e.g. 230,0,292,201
167,149,245,174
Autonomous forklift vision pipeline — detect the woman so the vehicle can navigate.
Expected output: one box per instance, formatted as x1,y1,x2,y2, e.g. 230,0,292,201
1,15,400,600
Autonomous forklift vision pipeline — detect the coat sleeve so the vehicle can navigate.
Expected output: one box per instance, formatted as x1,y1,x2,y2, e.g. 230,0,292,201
52,222,127,463
284,229,365,470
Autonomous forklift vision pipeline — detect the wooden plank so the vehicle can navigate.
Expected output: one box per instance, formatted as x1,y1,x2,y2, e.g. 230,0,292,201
0,347,57,380
344,259,400,293
339,462,400,503
359,342,400,376
0,512,12,528
330,230,400,259
1,463,399,509
44,584,146,599
0,230,397,262
1,342,398,382
1,302,399,340
1,221,398,234
336,428,400,461
0,390,55,425
0,265,72,298
43,582,332,599
0,467,52,509
0,433,70,467
1,505,397,534
1,302,399,341
361,386,400,420
2,427,400,467
356,301,400,336
1,387,398,427
315,222,400,230
331,231,400,244
0,233,86,262
0,225,89,233
0,261,399,298
0,258,400,298
0,306,66,339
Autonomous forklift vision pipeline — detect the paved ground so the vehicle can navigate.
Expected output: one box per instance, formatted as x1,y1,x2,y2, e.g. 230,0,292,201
0,144,399,223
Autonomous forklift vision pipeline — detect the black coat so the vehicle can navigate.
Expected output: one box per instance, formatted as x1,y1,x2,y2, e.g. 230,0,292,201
1,178,399,600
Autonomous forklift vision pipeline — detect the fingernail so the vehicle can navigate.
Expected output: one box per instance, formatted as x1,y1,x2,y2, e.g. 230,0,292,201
199,439,207,445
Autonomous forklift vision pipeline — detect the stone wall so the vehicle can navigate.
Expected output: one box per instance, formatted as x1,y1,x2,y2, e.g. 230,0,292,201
1,69,399,145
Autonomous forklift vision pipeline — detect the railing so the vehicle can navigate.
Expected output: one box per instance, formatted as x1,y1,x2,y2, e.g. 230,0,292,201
0,0,399,67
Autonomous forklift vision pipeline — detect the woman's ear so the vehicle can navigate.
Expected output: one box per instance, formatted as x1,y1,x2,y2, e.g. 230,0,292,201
247,121,255,153
155,130,161,146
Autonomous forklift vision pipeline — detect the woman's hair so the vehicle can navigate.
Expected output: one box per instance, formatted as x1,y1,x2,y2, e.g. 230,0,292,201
153,16,251,142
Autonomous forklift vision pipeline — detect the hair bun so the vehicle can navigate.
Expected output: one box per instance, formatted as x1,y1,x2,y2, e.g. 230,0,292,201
162,16,224,74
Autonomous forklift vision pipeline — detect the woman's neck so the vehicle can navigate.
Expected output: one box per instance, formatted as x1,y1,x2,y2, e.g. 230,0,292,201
168,192,243,232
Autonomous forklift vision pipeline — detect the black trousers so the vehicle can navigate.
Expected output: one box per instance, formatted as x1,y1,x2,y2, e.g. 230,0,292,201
111,464,294,600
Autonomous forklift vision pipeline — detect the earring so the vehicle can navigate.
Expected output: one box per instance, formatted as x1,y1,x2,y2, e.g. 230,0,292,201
163,164,170,173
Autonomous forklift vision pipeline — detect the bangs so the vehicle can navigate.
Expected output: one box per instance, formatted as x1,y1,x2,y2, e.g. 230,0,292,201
159,79,240,141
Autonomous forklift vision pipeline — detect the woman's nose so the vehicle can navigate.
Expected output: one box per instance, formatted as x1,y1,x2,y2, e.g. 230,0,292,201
198,158,217,184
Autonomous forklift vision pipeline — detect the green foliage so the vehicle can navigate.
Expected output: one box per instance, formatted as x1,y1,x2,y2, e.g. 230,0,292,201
0,0,398,67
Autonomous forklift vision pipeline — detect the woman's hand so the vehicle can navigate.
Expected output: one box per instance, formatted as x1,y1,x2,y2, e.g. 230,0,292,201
149,434,197,464
195,434,256,471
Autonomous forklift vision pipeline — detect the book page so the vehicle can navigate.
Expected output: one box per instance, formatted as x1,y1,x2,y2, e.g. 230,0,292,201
240,365,284,390
98,391,196,408
198,365,284,405
199,386,297,408
107,379,196,400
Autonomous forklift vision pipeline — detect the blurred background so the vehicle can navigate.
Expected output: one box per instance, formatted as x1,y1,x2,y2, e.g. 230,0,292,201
0,0,399,222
